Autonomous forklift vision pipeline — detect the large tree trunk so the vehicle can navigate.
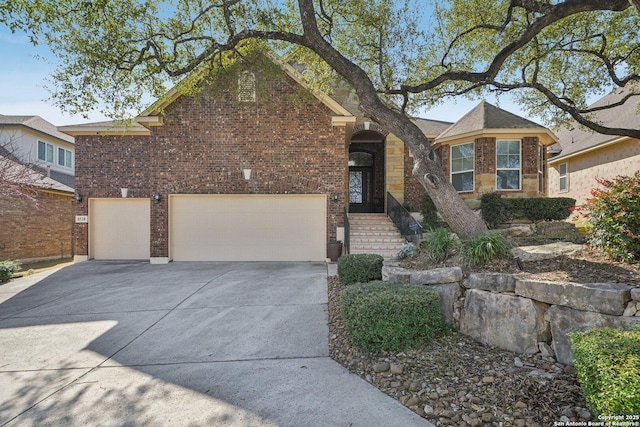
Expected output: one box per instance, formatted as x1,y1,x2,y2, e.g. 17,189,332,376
367,105,488,241
297,0,487,240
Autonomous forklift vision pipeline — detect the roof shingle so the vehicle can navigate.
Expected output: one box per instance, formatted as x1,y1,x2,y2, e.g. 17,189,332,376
550,85,640,160
0,114,75,144
437,101,547,140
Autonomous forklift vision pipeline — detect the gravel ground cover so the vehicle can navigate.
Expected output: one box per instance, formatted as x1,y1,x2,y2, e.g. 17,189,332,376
328,243,640,426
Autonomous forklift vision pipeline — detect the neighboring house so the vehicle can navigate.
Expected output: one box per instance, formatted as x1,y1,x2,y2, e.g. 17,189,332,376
433,101,557,209
0,114,75,188
0,115,75,262
59,53,556,263
547,85,640,206
0,155,74,262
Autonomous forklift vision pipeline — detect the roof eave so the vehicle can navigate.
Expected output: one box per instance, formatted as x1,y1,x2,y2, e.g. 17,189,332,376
548,135,632,164
138,51,355,123
58,125,151,137
1,122,75,145
435,128,558,146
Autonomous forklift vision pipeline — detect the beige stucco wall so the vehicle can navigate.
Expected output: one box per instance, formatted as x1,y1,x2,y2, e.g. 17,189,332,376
548,138,640,206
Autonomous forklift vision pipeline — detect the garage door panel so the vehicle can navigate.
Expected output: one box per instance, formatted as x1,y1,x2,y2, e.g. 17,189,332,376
170,195,326,261
90,199,150,260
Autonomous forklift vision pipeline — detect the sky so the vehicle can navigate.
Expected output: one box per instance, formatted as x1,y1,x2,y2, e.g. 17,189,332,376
0,24,535,127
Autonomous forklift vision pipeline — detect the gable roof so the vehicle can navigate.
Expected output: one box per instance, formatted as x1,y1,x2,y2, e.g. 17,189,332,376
0,153,74,193
435,101,557,145
548,85,640,163
61,51,356,136
414,118,454,138
139,51,354,123
0,114,75,144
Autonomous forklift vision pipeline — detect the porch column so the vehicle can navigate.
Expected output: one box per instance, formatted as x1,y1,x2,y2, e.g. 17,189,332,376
385,134,405,204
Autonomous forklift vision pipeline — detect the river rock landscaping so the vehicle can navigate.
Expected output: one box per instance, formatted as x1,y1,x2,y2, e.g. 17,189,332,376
328,242,640,426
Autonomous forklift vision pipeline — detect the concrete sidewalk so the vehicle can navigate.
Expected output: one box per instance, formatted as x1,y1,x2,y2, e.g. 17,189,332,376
0,261,431,426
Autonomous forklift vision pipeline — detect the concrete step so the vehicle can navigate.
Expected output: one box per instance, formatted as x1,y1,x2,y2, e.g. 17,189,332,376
351,224,399,234
347,213,406,259
350,237,406,244
349,249,402,259
350,231,401,237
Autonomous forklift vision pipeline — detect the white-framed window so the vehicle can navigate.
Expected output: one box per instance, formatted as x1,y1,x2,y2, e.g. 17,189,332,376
559,162,569,192
450,142,474,192
58,147,73,168
38,141,54,163
538,144,545,193
496,140,521,190
238,71,256,102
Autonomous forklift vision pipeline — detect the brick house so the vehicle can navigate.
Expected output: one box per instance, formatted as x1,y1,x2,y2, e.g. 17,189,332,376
0,154,74,261
547,85,640,207
434,101,557,209
0,115,75,262
60,54,555,263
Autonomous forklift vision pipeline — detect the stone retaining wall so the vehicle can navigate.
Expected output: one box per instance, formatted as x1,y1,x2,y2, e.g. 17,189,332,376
383,266,640,365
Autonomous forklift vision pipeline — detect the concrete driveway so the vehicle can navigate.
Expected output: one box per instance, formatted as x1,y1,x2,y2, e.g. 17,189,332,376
0,261,430,426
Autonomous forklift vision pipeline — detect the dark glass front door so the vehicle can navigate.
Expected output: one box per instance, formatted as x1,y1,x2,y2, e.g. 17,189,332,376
349,167,373,213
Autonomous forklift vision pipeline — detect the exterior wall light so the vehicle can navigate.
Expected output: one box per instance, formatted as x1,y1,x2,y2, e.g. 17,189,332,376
243,168,252,180
73,193,82,203
331,193,340,202
153,193,162,203
120,188,128,198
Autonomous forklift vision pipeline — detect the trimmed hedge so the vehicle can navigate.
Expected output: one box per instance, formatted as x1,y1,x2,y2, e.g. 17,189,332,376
570,327,640,416
339,281,449,352
481,192,575,228
337,253,384,285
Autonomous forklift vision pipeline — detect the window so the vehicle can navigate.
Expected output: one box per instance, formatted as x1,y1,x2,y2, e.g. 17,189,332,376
559,163,569,192
38,141,54,163
58,147,73,168
450,142,474,192
538,145,545,193
496,140,521,190
348,151,373,167
238,71,256,102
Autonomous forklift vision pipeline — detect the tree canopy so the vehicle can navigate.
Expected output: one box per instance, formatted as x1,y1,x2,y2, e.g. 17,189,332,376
2,0,638,134
2,0,639,238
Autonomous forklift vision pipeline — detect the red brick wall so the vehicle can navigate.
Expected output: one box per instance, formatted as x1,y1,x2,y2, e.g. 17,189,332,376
74,66,346,257
433,136,542,200
476,137,497,174
0,190,73,261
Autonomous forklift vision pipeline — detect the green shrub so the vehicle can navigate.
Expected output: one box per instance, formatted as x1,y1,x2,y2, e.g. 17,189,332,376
480,193,575,228
570,327,640,416
480,193,511,229
420,193,440,231
0,260,21,283
337,254,384,285
462,231,512,267
339,281,449,352
582,172,640,262
421,228,458,263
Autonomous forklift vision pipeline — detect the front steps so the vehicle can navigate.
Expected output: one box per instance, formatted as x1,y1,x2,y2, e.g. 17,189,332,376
348,213,407,260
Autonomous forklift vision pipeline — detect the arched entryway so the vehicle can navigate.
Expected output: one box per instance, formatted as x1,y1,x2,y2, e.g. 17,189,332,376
349,130,386,213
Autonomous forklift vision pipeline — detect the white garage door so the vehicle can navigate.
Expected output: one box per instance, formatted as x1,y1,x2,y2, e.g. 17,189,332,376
170,194,326,261
90,198,150,260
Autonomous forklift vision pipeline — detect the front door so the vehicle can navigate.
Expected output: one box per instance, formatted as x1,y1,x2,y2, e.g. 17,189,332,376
349,167,373,213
